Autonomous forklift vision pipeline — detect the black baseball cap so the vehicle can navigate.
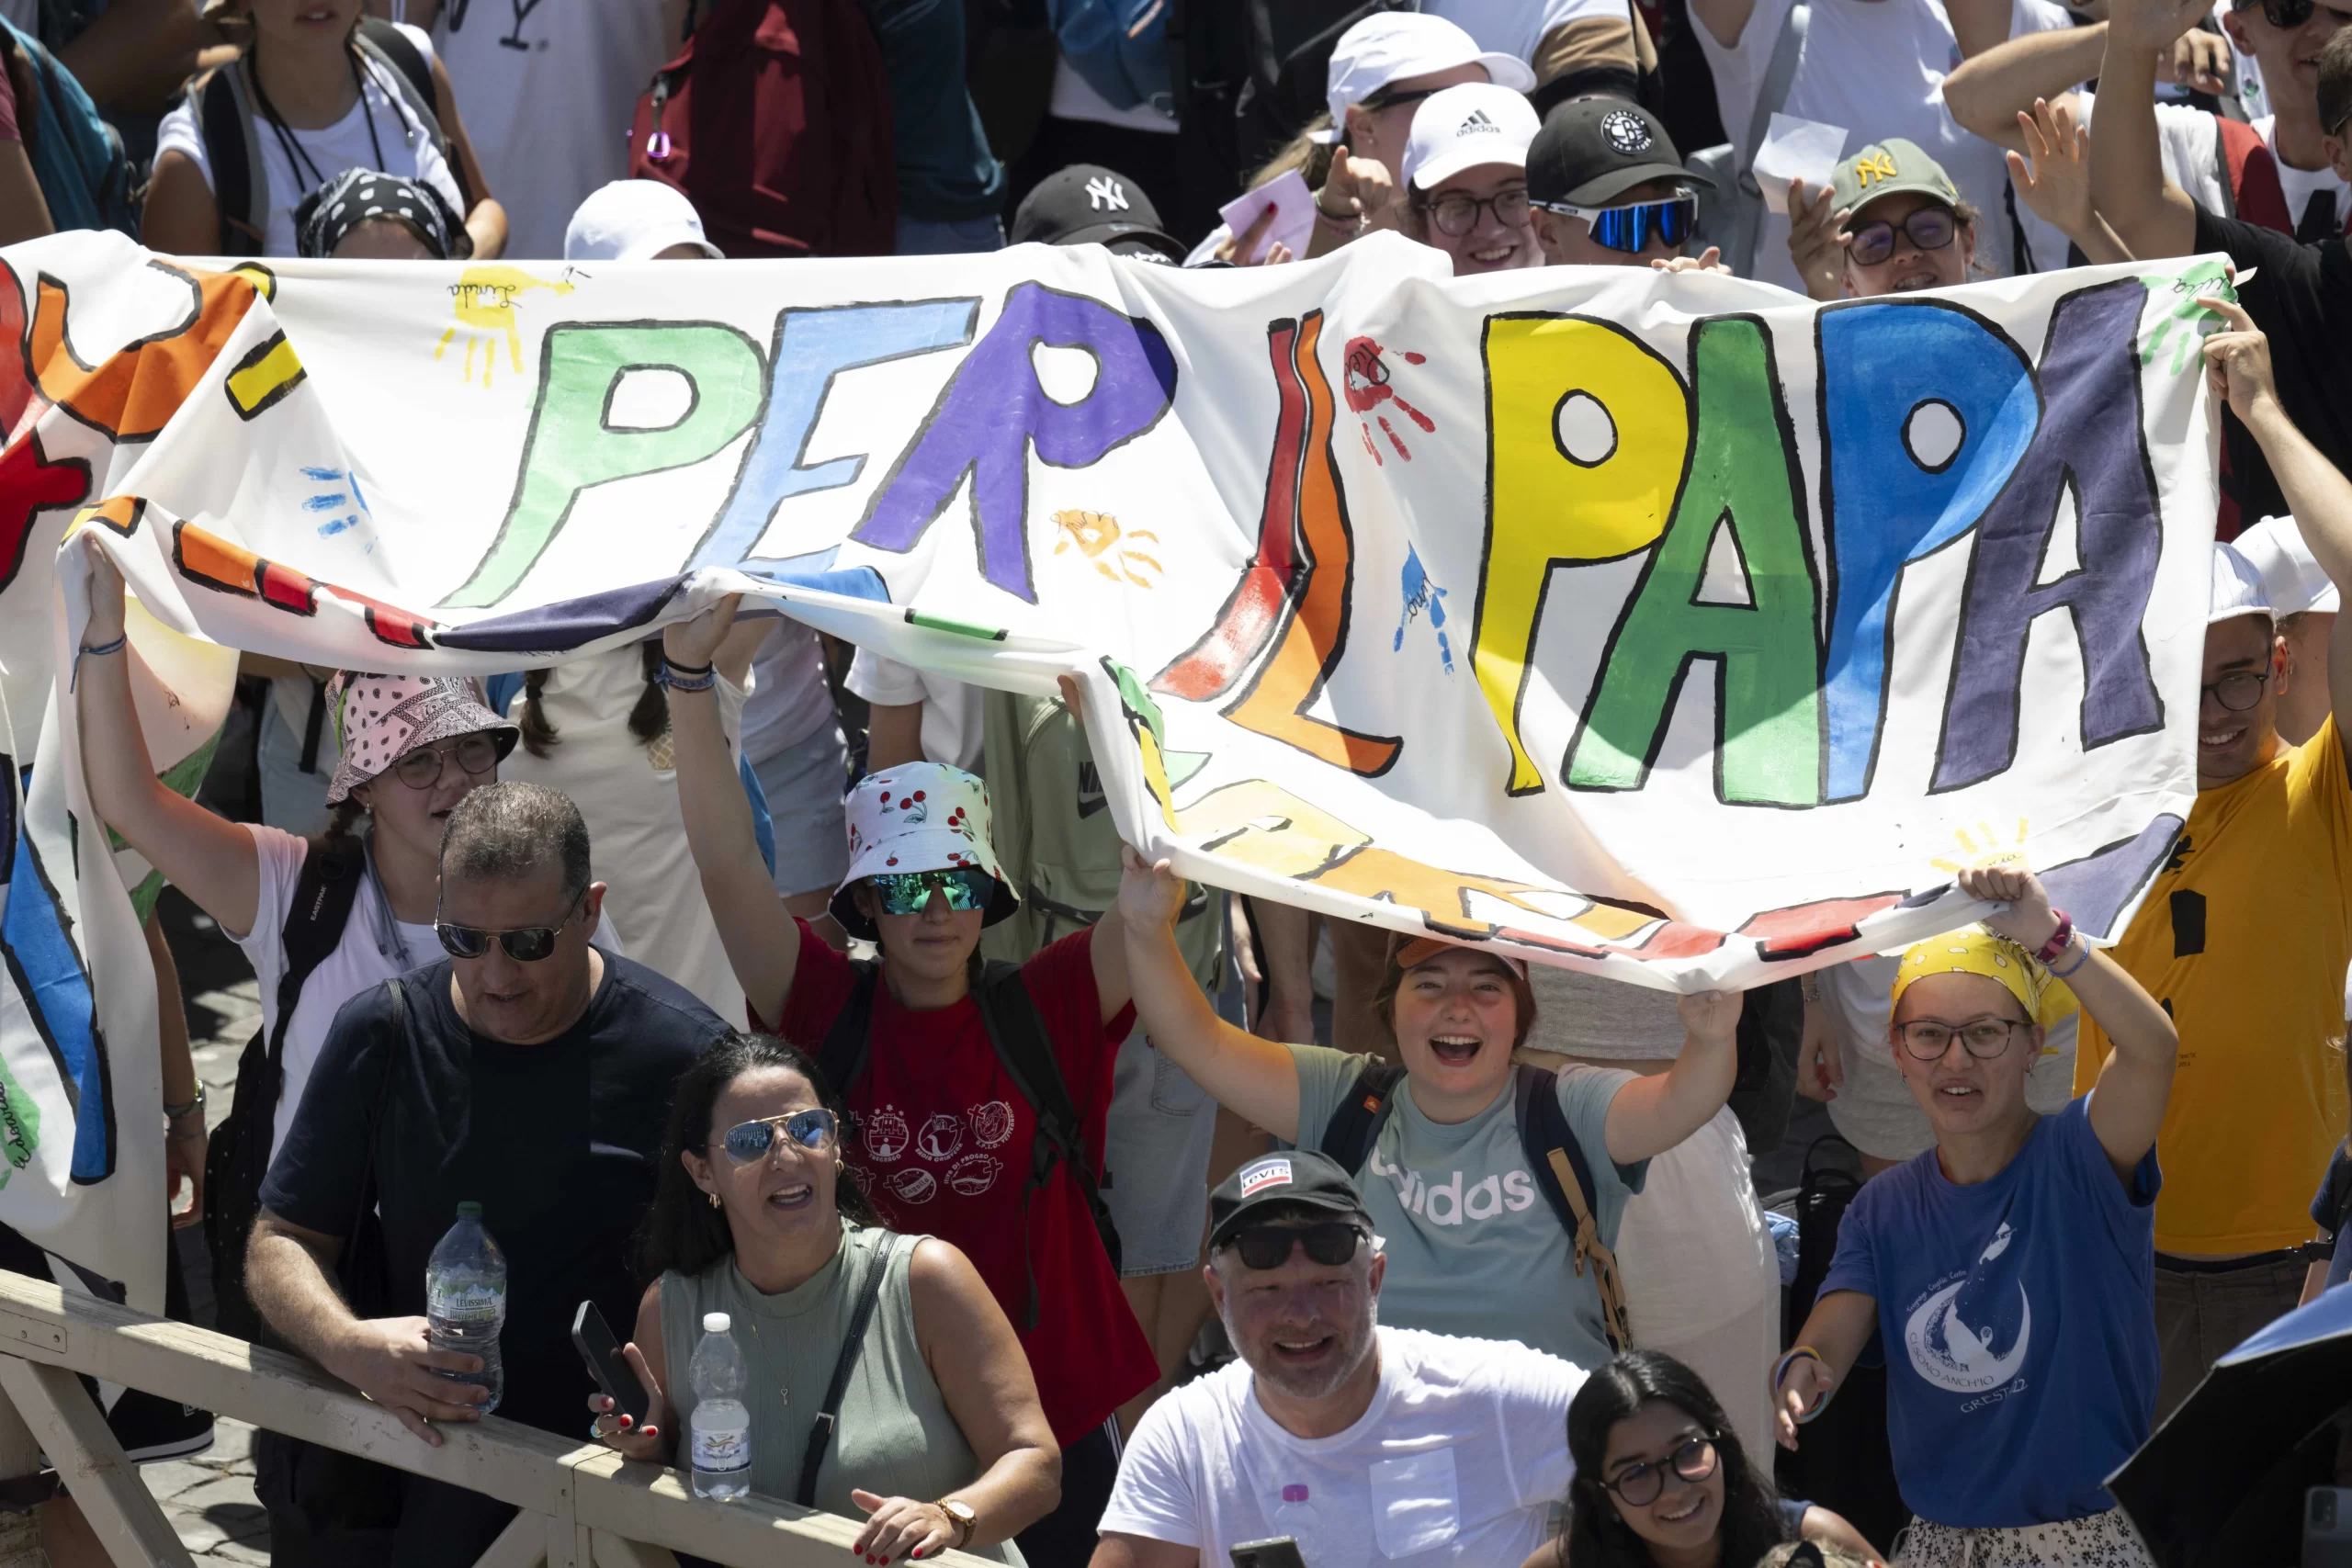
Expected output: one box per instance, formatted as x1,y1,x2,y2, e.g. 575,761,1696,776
1527,98,1714,208
1208,1151,1370,1251
1010,164,1187,264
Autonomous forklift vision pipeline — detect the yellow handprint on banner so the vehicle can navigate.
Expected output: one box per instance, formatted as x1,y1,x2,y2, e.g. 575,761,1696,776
435,266,575,388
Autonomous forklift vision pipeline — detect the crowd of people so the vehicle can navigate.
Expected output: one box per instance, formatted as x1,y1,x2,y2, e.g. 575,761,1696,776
7,0,2352,1563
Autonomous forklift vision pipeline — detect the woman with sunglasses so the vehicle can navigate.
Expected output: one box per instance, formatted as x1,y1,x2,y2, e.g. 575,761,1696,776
1546,1350,1883,1568
73,555,616,1278
1786,140,1982,303
1777,863,2177,1568
592,1034,1057,1563
666,598,1151,1565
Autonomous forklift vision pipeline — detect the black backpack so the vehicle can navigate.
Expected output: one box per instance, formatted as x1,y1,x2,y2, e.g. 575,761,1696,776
189,18,472,256
817,960,1120,1329
1318,1060,1632,1352
203,835,367,1343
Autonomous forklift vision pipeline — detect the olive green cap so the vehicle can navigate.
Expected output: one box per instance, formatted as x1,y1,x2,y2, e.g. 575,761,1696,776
1830,138,1962,220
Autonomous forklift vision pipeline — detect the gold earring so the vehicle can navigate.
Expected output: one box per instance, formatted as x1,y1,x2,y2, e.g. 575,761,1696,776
707,1191,721,1210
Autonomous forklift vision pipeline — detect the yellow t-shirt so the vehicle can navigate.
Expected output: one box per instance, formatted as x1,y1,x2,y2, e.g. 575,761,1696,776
2075,717,2352,1254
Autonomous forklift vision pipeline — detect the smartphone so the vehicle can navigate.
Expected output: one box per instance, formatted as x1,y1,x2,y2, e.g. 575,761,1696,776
572,1300,650,1427
1229,1539,1306,1568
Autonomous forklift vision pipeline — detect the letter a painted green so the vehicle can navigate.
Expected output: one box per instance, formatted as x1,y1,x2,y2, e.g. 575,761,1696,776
1565,316,1823,806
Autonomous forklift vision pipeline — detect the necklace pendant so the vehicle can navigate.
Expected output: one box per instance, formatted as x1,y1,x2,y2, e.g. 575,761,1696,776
778,1385,789,1407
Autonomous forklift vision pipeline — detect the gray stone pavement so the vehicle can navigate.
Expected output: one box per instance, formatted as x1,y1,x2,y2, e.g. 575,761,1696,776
156,889,266,1562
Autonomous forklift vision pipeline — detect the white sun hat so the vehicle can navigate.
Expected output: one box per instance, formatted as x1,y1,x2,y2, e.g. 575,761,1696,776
2233,514,2340,618
1317,12,1536,144
831,761,1020,939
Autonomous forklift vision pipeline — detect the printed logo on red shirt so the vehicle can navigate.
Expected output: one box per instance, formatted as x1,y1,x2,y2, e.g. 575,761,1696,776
971,1100,1015,1148
918,1113,966,1161
864,1106,910,1162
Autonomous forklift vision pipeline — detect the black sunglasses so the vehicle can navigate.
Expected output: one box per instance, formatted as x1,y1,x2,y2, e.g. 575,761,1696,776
1223,1222,1367,1270
435,895,582,963
2241,0,2352,30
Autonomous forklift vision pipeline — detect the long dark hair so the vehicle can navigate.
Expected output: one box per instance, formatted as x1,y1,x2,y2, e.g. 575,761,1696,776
518,644,670,759
635,1032,877,1280
1560,1351,1787,1568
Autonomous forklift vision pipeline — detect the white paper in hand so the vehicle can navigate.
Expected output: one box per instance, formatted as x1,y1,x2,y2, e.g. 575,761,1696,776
1218,170,1316,264
1754,114,1849,216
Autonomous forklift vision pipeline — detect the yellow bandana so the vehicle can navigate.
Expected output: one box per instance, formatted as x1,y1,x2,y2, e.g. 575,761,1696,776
1891,926,2080,1030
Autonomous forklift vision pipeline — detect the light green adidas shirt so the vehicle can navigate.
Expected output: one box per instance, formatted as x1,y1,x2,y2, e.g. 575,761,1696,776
1289,1046,1647,1371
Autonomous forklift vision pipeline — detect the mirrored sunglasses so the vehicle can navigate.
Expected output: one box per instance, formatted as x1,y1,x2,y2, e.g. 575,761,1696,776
435,898,580,963
1226,1222,1366,1270
870,866,996,917
718,1109,839,1164
1536,191,1696,254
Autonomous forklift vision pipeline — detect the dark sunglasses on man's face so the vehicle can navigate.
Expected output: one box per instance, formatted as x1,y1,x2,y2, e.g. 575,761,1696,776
1534,192,1697,254
435,897,582,963
2243,0,2352,31
1225,1222,1367,1271
716,1109,839,1165
1846,205,1958,266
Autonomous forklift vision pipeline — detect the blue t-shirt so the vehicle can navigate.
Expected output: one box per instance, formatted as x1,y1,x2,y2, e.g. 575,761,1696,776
2311,1143,2352,1290
1821,1096,2160,1528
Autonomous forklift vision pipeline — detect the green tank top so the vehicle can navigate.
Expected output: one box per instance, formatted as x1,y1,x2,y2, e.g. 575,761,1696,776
662,1224,1019,1562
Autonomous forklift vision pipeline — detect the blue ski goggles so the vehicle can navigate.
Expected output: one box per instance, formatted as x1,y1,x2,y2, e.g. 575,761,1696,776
1535,190,1698,254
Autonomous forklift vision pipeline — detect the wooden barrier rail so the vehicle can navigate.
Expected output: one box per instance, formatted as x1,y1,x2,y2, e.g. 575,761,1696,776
0,1269,1001,1568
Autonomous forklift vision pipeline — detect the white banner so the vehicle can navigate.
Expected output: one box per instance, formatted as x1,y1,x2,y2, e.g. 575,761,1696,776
0,230,2225,1304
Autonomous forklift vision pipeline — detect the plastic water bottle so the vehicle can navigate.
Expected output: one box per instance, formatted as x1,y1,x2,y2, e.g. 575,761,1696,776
1272,1483,1323,1564
424,1201,505,1413
689,1312,752,1501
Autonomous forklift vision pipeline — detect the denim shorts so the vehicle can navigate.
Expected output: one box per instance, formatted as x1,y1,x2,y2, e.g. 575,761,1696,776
1101,1026,1217,1277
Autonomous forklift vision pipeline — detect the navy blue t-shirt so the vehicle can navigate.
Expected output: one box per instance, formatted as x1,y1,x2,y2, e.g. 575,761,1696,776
1822,1096,2161,1527
2311,1143,2352,1290
260,954,729,1436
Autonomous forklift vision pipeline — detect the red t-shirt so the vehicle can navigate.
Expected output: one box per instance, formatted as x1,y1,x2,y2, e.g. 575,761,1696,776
772,920,1155,1443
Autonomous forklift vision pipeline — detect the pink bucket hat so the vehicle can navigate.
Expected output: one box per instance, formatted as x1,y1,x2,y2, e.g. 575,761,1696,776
831,761,1020,939
323,671,519,804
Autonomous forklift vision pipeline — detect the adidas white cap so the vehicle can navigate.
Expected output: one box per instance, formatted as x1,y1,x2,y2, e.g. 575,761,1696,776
1317,14,1536,145
1399,83,1541,193
2233,514,2341,618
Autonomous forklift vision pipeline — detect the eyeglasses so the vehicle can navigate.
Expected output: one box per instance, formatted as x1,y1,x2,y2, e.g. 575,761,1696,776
1420,186,1532,238
1846,206,1958,267
715,1109,839,1164
869,866,996,917
2240,0,2352,30
435,896,582,963
1222,1222,1367,1270
1895,1016,2030,1061
2202,670,2270,712
1601,1436,1720,1507
389,732,500,791
1533,192,1696,254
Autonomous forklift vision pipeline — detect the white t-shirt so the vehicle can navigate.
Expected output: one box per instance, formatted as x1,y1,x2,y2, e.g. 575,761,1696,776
844,647,984,772
153,23,463,258
236,822,626,1160
426,0,670,260
1428,0,1624,64
2072,95,2349,230
1102,1326,1582,1568
1698,0,2029,291
740,619,836,763
498,643,747,1027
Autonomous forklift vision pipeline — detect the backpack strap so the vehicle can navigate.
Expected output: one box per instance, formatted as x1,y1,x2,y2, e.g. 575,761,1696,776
1317,1059,1408,1177
796,1229,898,1507
817,964,881,1119
1512,1065,1634,1353
974,961,1121,1329
1745,0,1807,168
269,836,368,1079
195,61,267,256
353,17,474,209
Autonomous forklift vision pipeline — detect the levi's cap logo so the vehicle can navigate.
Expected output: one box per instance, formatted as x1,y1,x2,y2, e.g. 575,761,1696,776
1238,1157,1293,1196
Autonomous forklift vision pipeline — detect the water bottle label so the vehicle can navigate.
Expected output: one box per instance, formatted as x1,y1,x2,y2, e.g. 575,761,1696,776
693,1422,751,1472
428,1280,506,1321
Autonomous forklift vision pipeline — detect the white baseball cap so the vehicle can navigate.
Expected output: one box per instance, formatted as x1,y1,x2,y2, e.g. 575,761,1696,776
2208,539,2272,625
1317,13,1536,144
1399,83,1541,192
564,179,725,262
2233,514,2341,617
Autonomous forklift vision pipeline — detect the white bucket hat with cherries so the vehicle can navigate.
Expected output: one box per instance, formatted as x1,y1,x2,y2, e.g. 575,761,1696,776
323,671,519,805
831,761,1020,939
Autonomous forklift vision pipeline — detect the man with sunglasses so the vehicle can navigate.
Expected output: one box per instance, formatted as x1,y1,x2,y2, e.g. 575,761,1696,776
1096,1152,1584,1568
2092,0,2352,529
1528,97,1722,267
247,782,730,1559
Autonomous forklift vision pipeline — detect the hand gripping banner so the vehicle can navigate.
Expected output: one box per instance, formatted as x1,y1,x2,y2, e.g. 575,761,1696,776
0,231,2224,1305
